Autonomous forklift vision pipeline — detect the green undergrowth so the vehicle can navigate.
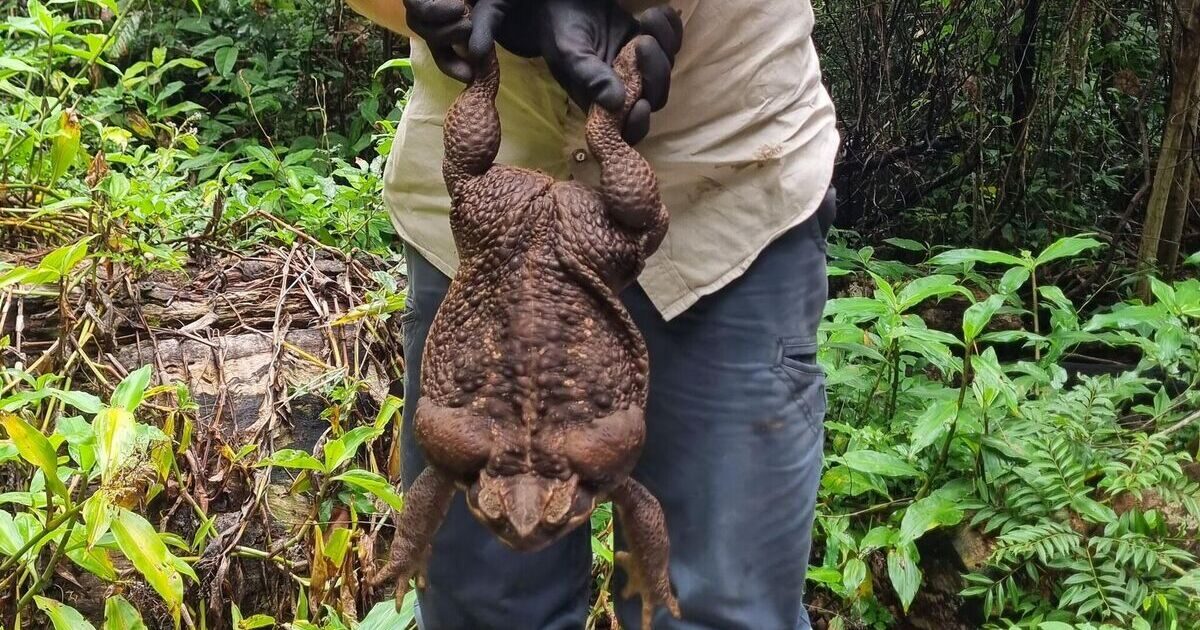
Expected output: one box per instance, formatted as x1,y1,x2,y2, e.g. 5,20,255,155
810,236,1200,629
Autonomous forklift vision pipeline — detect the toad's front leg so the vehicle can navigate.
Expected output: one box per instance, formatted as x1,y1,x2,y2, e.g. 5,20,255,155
611,478,681,628
366,466,456,608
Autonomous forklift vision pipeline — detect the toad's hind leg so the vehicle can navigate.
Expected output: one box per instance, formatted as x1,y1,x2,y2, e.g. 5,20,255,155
413,399,493,475
612,478,681,628
443,49,500,200
583,37,669,257
367,466,456,608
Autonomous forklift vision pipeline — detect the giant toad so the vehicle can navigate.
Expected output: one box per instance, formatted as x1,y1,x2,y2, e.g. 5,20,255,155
369,36,678,626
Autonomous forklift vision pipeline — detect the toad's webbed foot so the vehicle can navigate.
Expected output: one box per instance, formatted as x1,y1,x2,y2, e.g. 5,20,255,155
365,466,456,610
612,478,680,628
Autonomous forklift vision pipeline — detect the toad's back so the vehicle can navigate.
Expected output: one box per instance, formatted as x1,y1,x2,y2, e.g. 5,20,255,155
421,164,649,440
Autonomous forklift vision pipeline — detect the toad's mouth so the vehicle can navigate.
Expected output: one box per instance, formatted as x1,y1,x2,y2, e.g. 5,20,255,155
464,471,597,552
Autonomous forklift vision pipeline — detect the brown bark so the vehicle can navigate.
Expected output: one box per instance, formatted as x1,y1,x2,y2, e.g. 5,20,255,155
1139,0,1200,291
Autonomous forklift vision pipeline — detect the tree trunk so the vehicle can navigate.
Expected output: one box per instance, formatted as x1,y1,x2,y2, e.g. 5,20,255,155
1138,0,1200,292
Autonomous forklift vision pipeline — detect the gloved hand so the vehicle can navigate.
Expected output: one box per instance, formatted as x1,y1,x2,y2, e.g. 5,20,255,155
403,0,542,82
536,1,682,144
408,0,683,144
470,0,683,144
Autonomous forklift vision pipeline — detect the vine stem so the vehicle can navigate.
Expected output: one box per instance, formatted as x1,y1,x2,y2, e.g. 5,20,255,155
885,338,902,420
1030,266,1041,362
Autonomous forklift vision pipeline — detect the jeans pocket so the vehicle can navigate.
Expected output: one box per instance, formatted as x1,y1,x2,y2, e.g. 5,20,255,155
399,303,420,329
778,338,824,379
773,337,828,422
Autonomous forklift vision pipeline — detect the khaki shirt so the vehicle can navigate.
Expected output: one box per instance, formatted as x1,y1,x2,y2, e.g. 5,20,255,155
383,0,839,320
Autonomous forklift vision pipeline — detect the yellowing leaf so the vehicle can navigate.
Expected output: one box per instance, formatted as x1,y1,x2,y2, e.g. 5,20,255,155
83,492,113,549
93,407,135,485
111,508,183,619
323,526,352,569
34,597,97,630
0,413,68,500
49,109,81,184
103,595,147,630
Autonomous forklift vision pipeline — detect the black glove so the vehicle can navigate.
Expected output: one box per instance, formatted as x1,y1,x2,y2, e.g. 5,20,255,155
404,0,539,82
478,1,683,144
409,0,683,144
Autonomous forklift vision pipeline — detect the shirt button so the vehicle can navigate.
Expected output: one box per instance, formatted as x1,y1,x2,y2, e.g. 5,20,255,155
572,149,588,163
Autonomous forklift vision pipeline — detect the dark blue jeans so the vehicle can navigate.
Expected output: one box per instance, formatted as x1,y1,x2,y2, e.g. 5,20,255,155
399,191,834,629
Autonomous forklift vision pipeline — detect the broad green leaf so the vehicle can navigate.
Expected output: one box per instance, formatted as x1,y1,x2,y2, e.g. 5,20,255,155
0,266,57,288
231,601,275,629
841,450,921,478
103,596,147,630
1084,304,1166,331
971,348,1019,414
1037,285,1074,311
258,449,325,472
897,275,968,311
334,469,405,512
243,144,279,169
1148,277,1177,312
1070,496,1116,524
928,248,1024,268
883,237,926,252
111,365,153,411
93,407,136,484
909,400,958,455
1170,279,1200,315
998,266,1030,294
323,526,352,568
0,56,40,74
963,294,1005,342
820,465,888,498
805,566,842,586
868,272,900,310
38,236,92,277
112,508,183,616
34,597,97,630
48,388,103,414
1034,235,1104,265
1038,623,1076,630
899,495,964,543
859,526,898,552
0,509,25,556
83,492,113,549
887,543,922,612
214,46,239,76
1185,251,1200,267
374,57,413,78
0,413,68,500
374,395,404,431
238,614,276,629
324,425,384,471
842,557,867,593
823,297,889,321
359,591,418,630
901,326,963,348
